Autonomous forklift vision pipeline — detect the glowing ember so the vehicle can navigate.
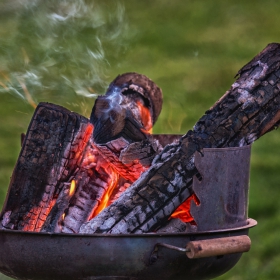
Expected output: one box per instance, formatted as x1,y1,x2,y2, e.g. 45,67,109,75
74,124,94,162
136,101,153,134
171,194,200,223
22,198,56,232
85,140,154,218
69,180,76,197
89,169,119,218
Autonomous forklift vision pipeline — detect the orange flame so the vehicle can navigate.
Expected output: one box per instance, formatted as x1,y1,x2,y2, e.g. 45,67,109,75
69,180,76,197
136,101,153,134
171,194,200,223
90,168,119,218
73,124,94,163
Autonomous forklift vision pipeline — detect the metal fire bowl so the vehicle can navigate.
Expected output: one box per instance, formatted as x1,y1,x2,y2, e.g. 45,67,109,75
0,219,256,280
0,137,254,279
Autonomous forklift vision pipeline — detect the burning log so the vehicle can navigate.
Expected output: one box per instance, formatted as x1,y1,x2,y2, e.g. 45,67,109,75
79,43,280,234
0,103,94,232
41,141,120,233
60,73,163,233
91,72,162,146
0,73,163,233
90,73,162,182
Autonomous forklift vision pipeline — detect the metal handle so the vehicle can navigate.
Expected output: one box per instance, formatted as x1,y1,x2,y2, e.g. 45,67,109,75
151,235,251,261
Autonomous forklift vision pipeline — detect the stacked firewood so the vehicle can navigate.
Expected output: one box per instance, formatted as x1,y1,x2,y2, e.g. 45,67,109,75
0,73,163,233
1,43,280,234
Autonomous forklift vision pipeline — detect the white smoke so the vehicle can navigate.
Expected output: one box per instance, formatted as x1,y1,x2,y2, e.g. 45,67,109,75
0,0,129,108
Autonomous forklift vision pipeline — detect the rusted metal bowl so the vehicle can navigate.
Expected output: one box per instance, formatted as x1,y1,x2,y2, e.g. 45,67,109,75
0,219,256,280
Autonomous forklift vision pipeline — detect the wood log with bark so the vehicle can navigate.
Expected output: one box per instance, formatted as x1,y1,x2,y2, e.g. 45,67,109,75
79,43,280,234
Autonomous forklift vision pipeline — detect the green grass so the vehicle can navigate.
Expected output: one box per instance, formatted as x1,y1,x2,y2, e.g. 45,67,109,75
1,0,280,279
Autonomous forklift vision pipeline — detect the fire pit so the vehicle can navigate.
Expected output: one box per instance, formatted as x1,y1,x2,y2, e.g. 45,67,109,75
2,43,280,279
0,144,256,280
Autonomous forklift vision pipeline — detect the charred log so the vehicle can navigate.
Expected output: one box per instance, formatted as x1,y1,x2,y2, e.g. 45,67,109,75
90,72,162,144
79,43,280,234
0,103,92,231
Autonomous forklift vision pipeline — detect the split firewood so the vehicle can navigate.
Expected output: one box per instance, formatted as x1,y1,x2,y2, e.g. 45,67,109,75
0,103,93,231
79,43,280,234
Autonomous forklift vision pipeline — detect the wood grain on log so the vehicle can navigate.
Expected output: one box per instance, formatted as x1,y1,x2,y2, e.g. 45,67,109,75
0,103,92,231
79,43,280,234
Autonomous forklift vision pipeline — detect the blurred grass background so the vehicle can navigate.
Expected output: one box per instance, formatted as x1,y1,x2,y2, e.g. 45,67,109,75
1,0,280,279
